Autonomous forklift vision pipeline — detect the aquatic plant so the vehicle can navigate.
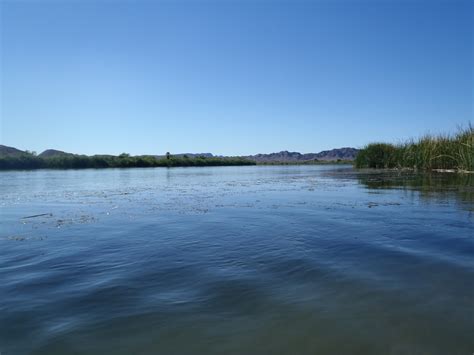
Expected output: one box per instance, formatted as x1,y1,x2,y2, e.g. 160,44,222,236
355,125,474,171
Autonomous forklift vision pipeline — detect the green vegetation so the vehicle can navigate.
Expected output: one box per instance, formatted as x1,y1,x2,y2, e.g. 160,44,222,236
0,153,256,170
355,126,474,172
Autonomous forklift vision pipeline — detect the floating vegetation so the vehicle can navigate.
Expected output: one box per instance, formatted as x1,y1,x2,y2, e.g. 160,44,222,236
4,235,47,241
21,213,53,219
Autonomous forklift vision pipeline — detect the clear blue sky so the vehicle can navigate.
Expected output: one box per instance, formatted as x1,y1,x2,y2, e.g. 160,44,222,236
1,0,472,156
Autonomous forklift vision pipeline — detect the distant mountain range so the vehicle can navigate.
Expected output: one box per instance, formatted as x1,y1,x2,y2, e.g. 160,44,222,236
245,148,359,163
0,145,359,162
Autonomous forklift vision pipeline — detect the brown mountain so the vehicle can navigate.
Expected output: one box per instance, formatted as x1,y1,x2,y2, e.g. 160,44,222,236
38,149,74,158
0,144,27,157
246,147,359,163
312,147,359,161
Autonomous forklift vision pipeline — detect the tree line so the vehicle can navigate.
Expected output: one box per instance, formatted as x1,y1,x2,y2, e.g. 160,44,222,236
0,153,256,170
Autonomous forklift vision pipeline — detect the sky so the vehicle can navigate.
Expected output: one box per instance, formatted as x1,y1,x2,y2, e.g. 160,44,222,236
0,0,472,156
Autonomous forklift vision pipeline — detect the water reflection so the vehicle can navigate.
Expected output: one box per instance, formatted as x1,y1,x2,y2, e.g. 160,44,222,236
327,169,474,212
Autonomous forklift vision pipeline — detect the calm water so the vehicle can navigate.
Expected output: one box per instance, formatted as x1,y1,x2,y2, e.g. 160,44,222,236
1,165,473,355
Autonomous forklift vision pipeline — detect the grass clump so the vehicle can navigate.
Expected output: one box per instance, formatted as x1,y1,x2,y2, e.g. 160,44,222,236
355,125,474,172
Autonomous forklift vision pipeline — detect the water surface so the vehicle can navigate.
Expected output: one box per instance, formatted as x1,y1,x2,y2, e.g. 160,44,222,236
1,165,473,354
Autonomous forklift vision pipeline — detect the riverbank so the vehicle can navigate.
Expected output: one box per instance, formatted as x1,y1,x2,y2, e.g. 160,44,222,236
355,126,473,172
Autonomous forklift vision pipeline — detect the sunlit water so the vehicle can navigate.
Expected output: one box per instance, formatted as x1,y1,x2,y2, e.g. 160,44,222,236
1,165,473,355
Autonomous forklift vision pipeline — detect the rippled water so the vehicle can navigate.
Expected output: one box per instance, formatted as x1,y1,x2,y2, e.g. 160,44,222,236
1,166,473,354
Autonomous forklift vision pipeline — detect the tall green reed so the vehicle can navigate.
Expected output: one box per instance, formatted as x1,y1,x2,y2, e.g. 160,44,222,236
355,125,474,171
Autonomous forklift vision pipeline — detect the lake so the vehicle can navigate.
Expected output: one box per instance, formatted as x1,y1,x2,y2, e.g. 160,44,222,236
1,165,473,354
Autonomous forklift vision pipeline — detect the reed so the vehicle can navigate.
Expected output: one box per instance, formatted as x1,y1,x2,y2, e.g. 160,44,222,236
355,125,474,172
